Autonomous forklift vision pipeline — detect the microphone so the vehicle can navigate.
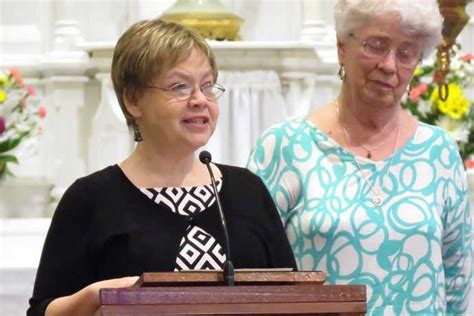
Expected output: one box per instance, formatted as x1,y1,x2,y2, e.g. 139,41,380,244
199,150,234,286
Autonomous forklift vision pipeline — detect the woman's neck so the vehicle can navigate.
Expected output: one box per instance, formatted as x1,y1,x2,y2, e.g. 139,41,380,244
119,143,212,188
337,93,402,133
333,92,416,161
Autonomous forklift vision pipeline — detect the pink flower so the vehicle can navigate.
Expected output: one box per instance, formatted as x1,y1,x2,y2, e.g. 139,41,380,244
0,116,5,135
460,53,474,63
38,105,47,118
8,67,24,88
408,83,429,102
408,90,421,102
26,86,36,96
465,158,474,169
417,83,428,94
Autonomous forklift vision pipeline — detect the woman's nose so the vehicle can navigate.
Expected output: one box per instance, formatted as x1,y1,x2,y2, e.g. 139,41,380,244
188,86,209,107
377,51,397,73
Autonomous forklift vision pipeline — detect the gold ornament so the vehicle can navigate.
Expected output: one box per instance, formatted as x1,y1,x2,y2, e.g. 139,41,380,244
435,0,471,100
161,0,242,41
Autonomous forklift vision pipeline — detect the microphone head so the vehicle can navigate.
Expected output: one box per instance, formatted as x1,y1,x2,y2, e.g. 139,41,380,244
199,150,212,164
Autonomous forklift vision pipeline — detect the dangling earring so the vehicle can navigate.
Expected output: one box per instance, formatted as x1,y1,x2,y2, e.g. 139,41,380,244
338,65,346,80
132,120,143,142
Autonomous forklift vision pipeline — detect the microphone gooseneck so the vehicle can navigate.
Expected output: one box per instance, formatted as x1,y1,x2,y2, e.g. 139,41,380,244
199,150,234,286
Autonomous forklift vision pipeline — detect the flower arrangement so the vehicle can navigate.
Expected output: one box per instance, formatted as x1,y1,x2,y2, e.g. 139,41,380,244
0,68,46,180
402,49,474,162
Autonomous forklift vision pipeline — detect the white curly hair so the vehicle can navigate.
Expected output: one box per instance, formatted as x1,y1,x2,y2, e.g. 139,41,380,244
334,0,443,58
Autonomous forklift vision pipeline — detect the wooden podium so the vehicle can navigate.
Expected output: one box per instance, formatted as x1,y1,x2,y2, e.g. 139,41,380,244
98,271,366,315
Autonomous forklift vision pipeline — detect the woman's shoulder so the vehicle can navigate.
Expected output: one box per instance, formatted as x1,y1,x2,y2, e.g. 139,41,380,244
66,165,124,196
217,164,273,204
217,163,257,179
73,165,121,187
413,122,465,169
50,165,123,222
417,121,446,134
259,116,314,138
416,122,460,149
217,164,266,188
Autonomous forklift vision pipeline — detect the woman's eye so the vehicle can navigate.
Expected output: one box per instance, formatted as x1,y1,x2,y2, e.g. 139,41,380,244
367,39,387,52
170,83,189,92
397,49,411,59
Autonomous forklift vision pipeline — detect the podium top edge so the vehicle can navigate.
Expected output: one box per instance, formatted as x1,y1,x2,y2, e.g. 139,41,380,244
137,271,326,287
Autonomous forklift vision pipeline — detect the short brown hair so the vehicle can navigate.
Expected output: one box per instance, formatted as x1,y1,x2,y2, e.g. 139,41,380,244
111,19,218,126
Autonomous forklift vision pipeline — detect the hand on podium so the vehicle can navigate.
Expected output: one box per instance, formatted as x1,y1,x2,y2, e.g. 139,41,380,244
45,276,139,316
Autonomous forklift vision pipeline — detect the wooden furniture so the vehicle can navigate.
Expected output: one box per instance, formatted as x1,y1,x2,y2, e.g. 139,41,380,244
98,271,366,315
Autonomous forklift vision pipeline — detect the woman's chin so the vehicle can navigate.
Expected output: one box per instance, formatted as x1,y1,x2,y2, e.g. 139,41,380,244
188,135,212,151
364,90,398,107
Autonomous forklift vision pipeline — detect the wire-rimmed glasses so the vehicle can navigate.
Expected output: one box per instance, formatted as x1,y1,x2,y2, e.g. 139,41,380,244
349,33,423,68
147,83,226,101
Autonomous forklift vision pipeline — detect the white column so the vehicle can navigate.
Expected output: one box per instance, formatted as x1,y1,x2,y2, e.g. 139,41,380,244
49,0,87,61
300,0,337,64
458,3,474,54
300,0,334,43
88,73,133,174
43,76,88,215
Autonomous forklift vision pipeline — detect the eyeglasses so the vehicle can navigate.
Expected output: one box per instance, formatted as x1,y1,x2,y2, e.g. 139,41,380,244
349,33,422,67
147,82,226,101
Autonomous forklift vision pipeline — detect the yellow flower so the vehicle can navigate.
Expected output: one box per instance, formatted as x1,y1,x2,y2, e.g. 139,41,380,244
431,82,470,119
413,67,422,77
0,89,6,103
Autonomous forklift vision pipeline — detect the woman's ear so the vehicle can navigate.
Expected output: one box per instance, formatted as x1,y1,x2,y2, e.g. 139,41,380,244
123,88,142,119
337,38,346,66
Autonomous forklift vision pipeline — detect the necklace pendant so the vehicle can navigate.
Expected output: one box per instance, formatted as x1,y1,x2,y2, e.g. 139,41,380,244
373,196,382,206
367,152,372,159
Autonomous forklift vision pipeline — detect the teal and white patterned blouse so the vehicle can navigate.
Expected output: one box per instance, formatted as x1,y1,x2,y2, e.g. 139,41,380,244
247,117,471,315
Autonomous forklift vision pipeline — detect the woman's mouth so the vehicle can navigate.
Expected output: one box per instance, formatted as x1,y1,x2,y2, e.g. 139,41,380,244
183,117,208,124
369,80,395,91
182,117,210,130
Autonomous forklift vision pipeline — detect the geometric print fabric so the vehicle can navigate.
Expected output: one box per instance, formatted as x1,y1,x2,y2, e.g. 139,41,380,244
175,225,226,270
140,179,226,270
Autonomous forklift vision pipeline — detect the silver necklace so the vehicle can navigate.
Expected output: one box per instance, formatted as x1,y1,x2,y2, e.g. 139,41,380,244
336,107,400,159
347,124,399,159
336,103,401,206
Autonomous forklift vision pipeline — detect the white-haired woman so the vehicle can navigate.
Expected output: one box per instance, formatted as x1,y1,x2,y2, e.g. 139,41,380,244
248,0,471,314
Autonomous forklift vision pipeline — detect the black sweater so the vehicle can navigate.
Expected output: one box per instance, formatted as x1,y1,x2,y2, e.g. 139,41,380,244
28,164,296,315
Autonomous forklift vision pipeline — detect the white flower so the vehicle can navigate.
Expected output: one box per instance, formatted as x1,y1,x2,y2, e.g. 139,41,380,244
417,99,432,116
435,116,470,143
450,57,461,71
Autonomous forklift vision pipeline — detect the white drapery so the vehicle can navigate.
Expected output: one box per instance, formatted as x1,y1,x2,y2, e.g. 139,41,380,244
204,70,288,167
